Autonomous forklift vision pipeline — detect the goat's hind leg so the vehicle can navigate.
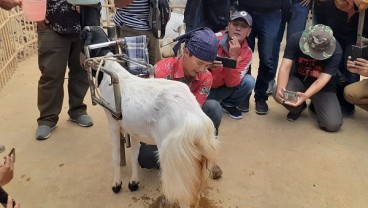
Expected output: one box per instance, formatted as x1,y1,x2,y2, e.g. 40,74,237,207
128,138,140,192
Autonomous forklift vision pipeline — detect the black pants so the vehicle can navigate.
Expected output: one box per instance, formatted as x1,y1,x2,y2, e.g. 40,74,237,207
138,143,160,169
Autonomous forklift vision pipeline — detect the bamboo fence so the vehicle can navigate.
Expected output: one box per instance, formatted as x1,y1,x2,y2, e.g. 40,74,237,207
0,7,37,92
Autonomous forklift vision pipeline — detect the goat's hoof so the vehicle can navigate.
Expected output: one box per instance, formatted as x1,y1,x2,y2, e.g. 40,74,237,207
112,182,122,193
211,164,223,180
128,181,139,192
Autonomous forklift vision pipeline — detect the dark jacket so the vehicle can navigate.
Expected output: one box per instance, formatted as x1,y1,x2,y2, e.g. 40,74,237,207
238,0,282,12
184,0,234,33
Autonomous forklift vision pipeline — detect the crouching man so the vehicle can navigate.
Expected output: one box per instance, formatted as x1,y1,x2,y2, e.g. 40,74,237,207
209,11,255,119
344,57,368,112
139,28,223,179
273,24,343,132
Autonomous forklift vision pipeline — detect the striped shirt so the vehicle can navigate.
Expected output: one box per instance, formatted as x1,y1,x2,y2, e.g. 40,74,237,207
113,0,150,30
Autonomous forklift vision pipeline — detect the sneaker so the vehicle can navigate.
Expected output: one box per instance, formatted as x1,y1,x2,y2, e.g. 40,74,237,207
287,103,307,122
237,100,249,112
266,79,276,95
36,125,56,140
222,105,242,119
0,145,5,153
69,115,93,127
255,100,268,115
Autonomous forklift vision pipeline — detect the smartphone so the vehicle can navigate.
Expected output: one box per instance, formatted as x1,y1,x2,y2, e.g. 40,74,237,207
283,90,299,102
8,148,14,157
8,148,15,162
351,45,368,61
215,56,237,69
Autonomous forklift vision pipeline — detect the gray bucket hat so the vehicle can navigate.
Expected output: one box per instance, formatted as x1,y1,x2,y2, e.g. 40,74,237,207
299,24,336,60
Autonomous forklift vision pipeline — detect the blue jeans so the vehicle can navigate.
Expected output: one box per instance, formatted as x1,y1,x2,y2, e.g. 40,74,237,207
202,99,222,133
207,74,255,107
287,0,310,40
274,0,310,74
246,10,282,101
184,0,204,32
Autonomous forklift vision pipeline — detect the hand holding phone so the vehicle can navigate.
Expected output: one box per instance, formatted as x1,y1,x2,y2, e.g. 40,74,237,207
0,149,15,187
215,56,237,69
7,149,14,158
4,149,15,164
283,90,299,102
0,187,16,208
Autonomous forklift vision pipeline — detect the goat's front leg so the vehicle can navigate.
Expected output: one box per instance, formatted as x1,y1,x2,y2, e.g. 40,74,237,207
105,114,123,193
128,138,140,192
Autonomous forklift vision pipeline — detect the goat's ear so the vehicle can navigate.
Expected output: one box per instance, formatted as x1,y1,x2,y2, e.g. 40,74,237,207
81,26,93,47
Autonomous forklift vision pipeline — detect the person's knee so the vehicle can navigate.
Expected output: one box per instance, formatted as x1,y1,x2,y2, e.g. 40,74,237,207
319,120,342,132
202,99,222,129
242,75,256,88
204,100,222,113
238,75,255,96
344,85,358,104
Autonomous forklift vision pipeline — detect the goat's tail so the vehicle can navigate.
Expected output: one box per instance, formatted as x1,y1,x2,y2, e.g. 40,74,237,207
159,113,218,206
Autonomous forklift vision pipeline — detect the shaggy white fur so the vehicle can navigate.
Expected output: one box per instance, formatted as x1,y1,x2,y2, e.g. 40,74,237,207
97,55,218,207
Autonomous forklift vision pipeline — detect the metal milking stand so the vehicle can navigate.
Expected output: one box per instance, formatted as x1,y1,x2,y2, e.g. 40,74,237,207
84,26,154,167
106,25,130,167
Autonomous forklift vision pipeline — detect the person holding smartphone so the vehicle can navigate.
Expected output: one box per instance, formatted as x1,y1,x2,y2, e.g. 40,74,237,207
0,0,21,157
0,154,14,187
273,24,343,132
208,11,255,120
344,57,368,112
0,150,20,207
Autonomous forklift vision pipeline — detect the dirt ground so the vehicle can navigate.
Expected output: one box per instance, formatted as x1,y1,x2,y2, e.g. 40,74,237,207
1,50,368,208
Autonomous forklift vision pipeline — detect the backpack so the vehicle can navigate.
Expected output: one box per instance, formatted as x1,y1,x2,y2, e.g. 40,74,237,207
149,0,171,39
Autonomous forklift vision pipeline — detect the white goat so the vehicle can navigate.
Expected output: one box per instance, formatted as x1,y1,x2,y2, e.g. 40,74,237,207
82,27,218,208
160,12,186,57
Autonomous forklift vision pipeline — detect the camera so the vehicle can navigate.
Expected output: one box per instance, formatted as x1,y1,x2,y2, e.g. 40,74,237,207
283,90,299,102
